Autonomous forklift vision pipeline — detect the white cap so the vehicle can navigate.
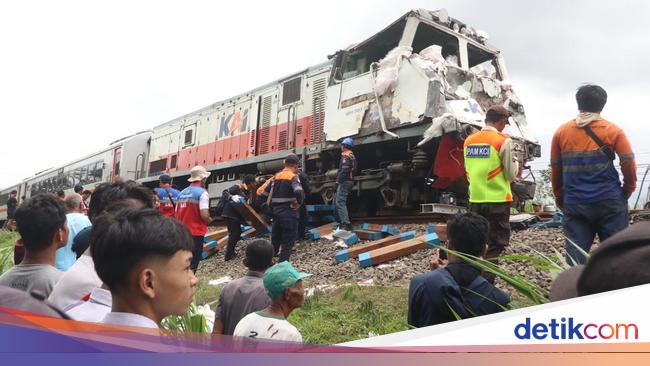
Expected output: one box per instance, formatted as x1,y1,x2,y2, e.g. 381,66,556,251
188,165,211,182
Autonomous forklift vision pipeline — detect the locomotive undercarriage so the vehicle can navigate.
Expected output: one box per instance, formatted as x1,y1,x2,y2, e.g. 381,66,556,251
306,124,446,217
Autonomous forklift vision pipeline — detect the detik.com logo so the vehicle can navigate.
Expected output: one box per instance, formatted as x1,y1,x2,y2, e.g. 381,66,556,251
514,318,638,340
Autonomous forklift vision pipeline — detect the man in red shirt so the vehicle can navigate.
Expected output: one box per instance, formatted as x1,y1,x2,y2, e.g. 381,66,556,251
175,166,213,272
154,174,180,217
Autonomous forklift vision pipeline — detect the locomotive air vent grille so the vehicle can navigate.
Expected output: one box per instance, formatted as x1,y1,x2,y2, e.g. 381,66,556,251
262,96,272,128
249,130,256,149
278,130,288,151
296,125,303,135
259,129,270,155
310,78,326,144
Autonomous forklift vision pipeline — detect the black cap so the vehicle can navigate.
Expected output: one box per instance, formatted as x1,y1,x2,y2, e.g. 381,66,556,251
285,154,300,165
159,174,172,184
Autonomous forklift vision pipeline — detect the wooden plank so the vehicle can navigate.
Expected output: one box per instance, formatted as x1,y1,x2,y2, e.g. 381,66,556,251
308,222,337,240
358,233,440,268
217,235,230,250
427,223,447,242
306,204,335,213
202,239,221,260
353,230,383,241
202,240,217,251
361,223,398,236
307,215,336,224
233,202,269,233
205,228,228,242
335,230,416,263
241,227,257,240
335,231,358,246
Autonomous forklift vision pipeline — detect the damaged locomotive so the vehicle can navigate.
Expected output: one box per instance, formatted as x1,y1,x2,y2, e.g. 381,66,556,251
308,8,541,214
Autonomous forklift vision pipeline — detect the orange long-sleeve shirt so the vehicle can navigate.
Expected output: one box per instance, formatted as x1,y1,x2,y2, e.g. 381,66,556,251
550,118,636,205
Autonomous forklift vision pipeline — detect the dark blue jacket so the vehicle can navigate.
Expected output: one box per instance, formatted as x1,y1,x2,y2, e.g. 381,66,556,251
408,262,510,328
221,184,249,222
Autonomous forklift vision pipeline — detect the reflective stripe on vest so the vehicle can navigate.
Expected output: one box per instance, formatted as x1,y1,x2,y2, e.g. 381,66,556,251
271,169,299,205
175,184,207,236
463,130,513,203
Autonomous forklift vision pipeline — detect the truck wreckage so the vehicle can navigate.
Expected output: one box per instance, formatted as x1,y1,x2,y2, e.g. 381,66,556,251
306,8,541,214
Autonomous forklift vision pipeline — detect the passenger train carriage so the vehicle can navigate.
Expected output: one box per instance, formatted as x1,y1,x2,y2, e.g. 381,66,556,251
0,132,150,225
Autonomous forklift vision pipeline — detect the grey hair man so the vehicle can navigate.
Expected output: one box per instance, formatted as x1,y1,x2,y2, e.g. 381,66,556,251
55,194,91,271
64,193,84,214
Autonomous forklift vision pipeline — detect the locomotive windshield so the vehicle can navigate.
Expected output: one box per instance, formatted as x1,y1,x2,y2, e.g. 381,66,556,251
411,22,460,64
333,17,502,83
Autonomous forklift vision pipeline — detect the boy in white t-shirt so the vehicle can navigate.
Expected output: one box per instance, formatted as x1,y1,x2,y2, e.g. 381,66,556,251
233,261,310,342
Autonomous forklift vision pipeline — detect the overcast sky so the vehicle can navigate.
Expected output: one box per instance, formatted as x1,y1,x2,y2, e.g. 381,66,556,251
1,1,649,201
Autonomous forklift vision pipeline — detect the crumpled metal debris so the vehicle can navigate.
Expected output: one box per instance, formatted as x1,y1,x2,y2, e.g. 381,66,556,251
417,113,460,147
373,46,413,95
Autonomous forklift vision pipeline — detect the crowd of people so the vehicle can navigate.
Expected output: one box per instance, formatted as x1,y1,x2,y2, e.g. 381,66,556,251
0,83,647,343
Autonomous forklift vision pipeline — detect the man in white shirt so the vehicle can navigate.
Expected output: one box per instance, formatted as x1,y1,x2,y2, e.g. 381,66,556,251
91,206,198,328
64,286,111,322
233,261,310,342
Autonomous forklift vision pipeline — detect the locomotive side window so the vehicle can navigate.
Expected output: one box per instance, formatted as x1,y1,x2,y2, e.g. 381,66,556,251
336,19,406,81
184,129,193,145
92,161,103,181
170,154,177,169
282,77,301,105
148,158,167,175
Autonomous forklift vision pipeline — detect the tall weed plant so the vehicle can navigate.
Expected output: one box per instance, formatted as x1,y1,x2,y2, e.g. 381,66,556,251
0,230,17,275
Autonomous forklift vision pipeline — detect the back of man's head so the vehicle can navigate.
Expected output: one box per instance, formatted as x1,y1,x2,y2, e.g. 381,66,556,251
64,193,83,212
241,174,256,186
88,181,153,221
15,194,67,252
447,213,489,257
576,84,607,113
244,239,274,272
74,185,83,194
90,207,193,293
284,154,300,168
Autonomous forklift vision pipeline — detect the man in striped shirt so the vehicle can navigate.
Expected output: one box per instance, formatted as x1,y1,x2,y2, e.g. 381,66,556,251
551,84,636,264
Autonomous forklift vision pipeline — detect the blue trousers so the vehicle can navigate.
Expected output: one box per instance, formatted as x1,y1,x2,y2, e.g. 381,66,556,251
563,197,629,265
335,182,353,225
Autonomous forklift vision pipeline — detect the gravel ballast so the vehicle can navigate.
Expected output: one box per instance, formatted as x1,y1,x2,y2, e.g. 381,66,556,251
197,224,568,294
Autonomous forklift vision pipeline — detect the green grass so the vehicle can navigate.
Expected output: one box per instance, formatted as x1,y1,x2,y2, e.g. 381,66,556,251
0,230,18,275
192,280,408,344
289,285,409,344
193,279,223,306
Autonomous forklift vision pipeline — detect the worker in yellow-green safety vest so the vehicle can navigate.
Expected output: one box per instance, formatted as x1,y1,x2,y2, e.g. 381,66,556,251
463,105,519,283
